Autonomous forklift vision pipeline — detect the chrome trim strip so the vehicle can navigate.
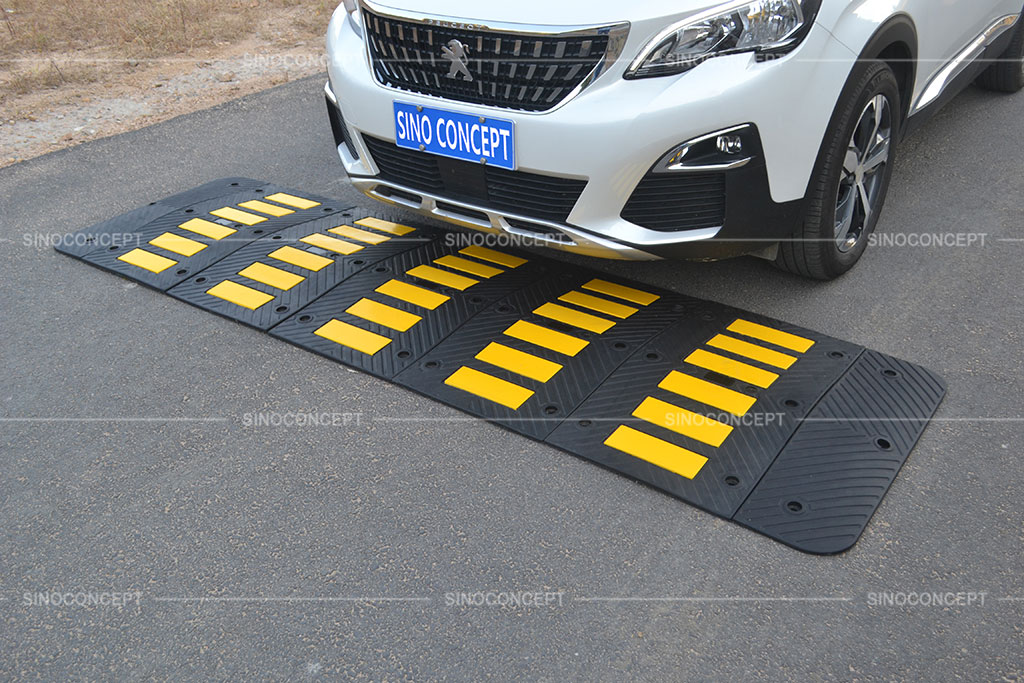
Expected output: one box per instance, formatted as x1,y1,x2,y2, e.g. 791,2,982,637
357,0,630,115
324,80,338,105
913,14,1020,114
654,124,754,173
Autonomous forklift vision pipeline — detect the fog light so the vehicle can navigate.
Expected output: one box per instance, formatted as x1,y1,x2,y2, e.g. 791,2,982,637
717,135,744,155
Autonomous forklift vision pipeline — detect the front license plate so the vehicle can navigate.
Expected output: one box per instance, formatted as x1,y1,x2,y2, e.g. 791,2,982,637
394,102,515,171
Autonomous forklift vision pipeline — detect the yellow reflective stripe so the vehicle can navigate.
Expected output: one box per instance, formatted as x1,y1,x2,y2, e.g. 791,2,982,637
685,349,778,389
434,255,503,279
659,371,756,417
407,265,478,291
178,218,236,240
558,291,638,319
238,200,294,217
268,246,333,272
604,426,708,480
534,303,615,334
346,298,422,332
206,280,274,310
355,217,415,236
210,207,267,225
300,233,364,255
503,321,589,357
238,262,305,291
117,248,177,274
264,192,321,210
444,367,534,410
727,319,815,353
375,279,450,310
475,343,563,383
149,232,206,257
632,397,733,448
314,319,391,355
582,279,660,306
459,245,527,268
329,225,391,245
707,334,797,369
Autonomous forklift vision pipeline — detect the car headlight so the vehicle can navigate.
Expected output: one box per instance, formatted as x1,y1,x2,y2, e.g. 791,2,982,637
625,0,821,79
342,0,363,37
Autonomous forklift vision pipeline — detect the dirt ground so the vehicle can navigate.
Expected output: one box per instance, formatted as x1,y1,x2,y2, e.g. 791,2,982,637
1,1,338,168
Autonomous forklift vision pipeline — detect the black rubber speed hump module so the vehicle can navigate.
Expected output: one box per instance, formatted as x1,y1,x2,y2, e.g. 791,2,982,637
57,179,946,554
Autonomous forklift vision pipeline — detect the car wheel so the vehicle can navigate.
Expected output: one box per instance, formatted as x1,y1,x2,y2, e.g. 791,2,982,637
776,62,901,280
976,17,1024,93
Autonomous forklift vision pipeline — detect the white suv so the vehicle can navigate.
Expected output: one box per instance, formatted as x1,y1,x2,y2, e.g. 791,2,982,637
325,1,1023,279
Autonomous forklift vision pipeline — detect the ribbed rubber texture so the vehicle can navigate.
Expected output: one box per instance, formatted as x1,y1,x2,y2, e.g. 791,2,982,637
620,172,726,232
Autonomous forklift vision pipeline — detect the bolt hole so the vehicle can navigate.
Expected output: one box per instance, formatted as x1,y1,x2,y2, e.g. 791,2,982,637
255,189,263,193
374,266,388,273
252,229,264,234
424,361,440,370
875,437,893,451
783,399,800,409
175,269,188,276
496,305,513,314
397,351,411,359
882,369,900,378
613,342,628,351
323,207,333,212
185,209,194,214
230,182,239,186
271,235,283,240
352,259,365,266
107,245,119,251
543,405,559,416
829,351,846,360
469,296,485,305
275,306,289,314
578,420,592,428
724,476,740,487
195,277,207,284
645,352,661,362
701,312,715,322
786,501,804,513
298,315,313,323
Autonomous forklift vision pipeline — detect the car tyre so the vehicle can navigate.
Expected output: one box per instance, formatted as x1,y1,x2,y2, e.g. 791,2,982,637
976,17,1024,93
776,61,901,280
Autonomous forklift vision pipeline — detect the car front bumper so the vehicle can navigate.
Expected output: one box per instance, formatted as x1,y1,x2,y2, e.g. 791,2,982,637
325,7,857,261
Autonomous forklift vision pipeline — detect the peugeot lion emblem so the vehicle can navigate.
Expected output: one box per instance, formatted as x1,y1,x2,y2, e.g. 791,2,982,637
441,39,473,82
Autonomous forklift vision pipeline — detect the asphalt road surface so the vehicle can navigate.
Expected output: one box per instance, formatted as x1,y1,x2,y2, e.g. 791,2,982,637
1,75,1022,680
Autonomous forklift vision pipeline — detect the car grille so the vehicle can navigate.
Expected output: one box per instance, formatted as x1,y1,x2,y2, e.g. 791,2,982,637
363,136,586,223
362,8,613,112
621,172,727,232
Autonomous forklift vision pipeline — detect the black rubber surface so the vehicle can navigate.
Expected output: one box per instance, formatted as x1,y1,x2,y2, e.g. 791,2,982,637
55,179,947,554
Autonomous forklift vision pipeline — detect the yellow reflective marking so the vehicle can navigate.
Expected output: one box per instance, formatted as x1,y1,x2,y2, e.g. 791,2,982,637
707,334,797,369
314,319,391,355
149,232,206,257
727,319,815,353
604,426,708,480
238,200,295,217
206,280,274,310
178,218,236,240
534,303,615,334
459,245,527,268
238,262,305,291
407,265,478,291
264,192,321,210
300,233,364,255
503,321,589,357
475,343,563,383
346,298,422,332
268,246,333,272
355,217,415,236
558,291,638,319
685,349,779,389
210,207,267,226
434,255,503,279
632,397,733,448
444,367,534,410
659,371,756,417
329,225,391,245
375,279,450,310
582,279,660,306
117,248,177,274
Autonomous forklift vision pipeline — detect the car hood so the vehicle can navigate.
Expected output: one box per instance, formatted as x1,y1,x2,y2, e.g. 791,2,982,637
362,0,727,27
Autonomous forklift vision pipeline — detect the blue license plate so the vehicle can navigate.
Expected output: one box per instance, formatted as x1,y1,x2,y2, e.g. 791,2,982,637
393,102,515,171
